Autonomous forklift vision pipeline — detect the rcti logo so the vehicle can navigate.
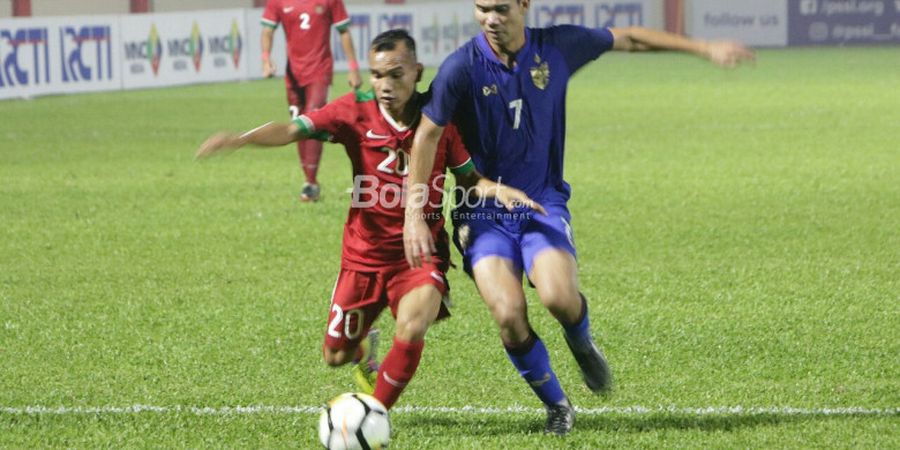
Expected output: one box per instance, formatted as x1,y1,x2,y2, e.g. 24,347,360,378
208,20,243,69
59,25,113,83
0,27,50,88
124,24,162,76
168,21,204,72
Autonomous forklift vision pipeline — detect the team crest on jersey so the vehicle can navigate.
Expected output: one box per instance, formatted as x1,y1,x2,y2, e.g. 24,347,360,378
530,54,549,90
482,84,498,96
316,5,325,14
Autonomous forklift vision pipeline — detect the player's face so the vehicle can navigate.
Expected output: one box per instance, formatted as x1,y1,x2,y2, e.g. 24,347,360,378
368,43,423,115
474,0,528,50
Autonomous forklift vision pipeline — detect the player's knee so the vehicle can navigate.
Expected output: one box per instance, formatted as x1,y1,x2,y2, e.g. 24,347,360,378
537,284,580,316
491,301,528,334
395,316,430,342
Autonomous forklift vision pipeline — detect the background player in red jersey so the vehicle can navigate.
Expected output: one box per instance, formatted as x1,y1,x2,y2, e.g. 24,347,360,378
261,0,362,202
197,30,543,410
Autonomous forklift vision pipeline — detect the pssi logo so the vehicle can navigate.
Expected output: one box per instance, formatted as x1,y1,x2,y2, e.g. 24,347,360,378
124,24,162,76
59,25,113,83
208,20,242,69
167,21,204,72
0,27,50,88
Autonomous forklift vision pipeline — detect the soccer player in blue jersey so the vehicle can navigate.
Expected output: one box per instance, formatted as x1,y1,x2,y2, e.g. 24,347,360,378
402,0,755,435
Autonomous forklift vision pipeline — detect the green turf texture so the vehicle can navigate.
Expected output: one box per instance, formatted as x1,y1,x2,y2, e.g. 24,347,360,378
1,47,898,448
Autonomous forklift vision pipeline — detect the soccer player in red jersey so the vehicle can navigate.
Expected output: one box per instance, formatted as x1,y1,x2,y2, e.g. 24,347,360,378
261,0,363,202
197,30,543,410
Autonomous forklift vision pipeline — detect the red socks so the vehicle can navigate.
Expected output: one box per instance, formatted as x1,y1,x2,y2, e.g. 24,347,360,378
298,140,322,184
373,338,424,410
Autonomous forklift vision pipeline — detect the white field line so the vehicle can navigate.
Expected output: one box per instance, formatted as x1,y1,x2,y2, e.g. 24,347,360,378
1,405,897,417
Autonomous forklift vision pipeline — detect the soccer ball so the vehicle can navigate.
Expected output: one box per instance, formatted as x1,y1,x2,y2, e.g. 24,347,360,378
319,393,391,449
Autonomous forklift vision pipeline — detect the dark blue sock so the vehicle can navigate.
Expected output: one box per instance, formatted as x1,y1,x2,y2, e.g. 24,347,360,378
505,333,567,406
563,294,593,345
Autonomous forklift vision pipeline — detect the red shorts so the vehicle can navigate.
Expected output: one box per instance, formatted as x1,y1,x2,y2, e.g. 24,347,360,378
323,261,451,352
285,65,329,119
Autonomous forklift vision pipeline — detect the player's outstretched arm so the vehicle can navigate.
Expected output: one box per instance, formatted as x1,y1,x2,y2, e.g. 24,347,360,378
195,122,304,160
609,27,755,68
403,115,443,268
455,171,547,216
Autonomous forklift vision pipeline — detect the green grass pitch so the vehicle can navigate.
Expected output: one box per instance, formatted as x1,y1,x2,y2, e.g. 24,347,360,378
1,47,898,448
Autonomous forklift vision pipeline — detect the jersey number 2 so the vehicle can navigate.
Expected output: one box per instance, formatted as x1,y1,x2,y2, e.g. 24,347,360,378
299,13,311,30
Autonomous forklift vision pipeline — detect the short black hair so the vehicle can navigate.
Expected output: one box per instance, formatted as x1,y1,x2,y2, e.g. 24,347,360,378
370,29,416,57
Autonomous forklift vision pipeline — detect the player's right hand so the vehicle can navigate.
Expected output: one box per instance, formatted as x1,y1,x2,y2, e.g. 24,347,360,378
495,186,547,216
195,132,242,160
705,40,756,68
403,214,436,268
262,59,276,78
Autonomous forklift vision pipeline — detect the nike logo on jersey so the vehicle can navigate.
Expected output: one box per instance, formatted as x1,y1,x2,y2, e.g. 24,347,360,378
366,129,391,140
283,6,294,13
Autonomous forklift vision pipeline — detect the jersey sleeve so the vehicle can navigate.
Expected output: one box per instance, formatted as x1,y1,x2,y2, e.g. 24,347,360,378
293,92,358,142
443,123,475,175
331,0,351,31
422,50,470,127
261,0,280,29
547,25,614,74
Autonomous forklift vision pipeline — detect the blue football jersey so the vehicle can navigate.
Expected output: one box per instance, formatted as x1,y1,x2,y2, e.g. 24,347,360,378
424,25,614,207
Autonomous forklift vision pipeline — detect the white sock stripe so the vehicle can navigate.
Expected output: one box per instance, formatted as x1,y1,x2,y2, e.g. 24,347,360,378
382,372,407,388
1,405,896,416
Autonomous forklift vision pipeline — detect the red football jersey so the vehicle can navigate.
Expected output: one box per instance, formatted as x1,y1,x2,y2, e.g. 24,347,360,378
296,91,474,270
261,0,351,86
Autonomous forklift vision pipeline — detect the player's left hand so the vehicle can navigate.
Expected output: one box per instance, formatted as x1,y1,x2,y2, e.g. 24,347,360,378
495,186,547,216
195,132,242,160
705,40,756,68
348,69,362,90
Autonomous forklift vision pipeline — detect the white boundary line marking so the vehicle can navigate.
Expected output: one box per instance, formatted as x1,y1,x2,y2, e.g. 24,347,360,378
1,405,897,416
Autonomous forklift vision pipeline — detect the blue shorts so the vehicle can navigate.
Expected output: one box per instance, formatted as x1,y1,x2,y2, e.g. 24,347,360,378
451,204,576,277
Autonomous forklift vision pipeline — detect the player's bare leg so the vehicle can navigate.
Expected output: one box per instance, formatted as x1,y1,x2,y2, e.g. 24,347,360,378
473,256,530,344
372,284,441,409
473,256,574,435
531,249,612,393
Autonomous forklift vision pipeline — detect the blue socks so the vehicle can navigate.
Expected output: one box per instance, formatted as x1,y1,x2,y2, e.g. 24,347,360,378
563,294,593,346
505,332,567,406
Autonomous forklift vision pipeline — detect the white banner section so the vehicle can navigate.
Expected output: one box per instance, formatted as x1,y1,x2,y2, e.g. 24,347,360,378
686,0,788,47
120,10,248,89
2,1,664,100
327,0,663,70
1,15,121,100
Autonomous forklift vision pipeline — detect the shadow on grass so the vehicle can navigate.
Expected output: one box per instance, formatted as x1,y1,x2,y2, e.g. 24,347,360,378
396,411,819,437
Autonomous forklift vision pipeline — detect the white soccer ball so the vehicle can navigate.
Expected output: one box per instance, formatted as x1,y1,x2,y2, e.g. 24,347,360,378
318,393,391,449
